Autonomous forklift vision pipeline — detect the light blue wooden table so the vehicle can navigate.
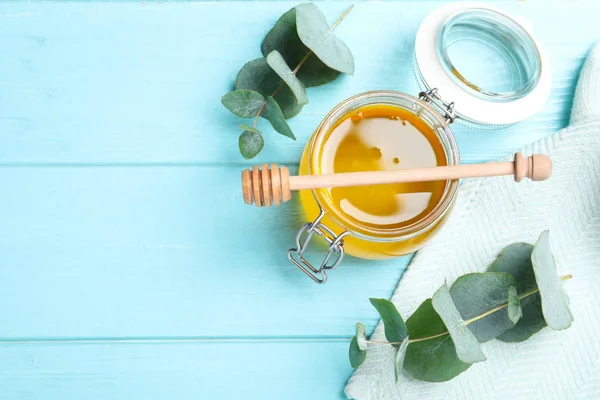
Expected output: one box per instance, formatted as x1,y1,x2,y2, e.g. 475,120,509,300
0,1,597,398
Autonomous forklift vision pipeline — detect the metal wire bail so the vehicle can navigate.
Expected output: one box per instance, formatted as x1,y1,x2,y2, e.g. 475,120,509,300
419,88,456,124
288,207,349,284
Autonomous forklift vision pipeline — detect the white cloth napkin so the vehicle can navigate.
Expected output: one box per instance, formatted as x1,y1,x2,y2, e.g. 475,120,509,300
345,41,600,400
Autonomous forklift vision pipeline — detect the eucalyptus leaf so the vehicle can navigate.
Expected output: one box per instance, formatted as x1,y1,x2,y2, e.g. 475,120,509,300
394,338,409,383
239,124,261,134
489,243,547,342
356,322,367,351
497,295,545,342
261,7,340,87
403,299,470,382
369,298,407,348
264,97,296,140
235,58,304,118
295,3,355,75
236,58,280,94
273,85,304,119
531,230,574,330
508,286,523,324
221,90,265,118
450,272,518,342
239,130,264,159
349,335,367,368
432,283,486,363
266,50,308,106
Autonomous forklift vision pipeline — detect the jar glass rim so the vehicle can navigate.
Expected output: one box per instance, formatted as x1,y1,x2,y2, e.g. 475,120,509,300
307,90,460,242
436,8,543,103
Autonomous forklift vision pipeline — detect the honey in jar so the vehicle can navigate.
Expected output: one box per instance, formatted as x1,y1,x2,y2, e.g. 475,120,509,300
285,4,551,282
298,91,460,260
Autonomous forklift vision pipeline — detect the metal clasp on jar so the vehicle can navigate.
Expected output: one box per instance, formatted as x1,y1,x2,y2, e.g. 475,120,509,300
288,207,349,284
419,88,456,124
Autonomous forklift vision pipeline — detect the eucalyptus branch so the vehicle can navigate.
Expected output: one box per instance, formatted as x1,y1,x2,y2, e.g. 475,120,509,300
364,274,573,346
223,3,356,158
350,233,575,381
252,5,354,128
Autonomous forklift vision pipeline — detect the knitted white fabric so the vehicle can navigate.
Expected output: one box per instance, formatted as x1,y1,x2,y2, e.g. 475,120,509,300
345,41,600,400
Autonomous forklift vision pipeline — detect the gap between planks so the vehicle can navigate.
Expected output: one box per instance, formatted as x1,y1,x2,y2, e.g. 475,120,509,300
0,161,300,168
0,335,352,346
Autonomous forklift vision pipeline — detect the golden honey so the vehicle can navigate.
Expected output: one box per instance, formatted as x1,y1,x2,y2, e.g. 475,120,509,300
299,92,459,260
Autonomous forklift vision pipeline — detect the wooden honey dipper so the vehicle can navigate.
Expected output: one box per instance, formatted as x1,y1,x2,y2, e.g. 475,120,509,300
241,152,552,207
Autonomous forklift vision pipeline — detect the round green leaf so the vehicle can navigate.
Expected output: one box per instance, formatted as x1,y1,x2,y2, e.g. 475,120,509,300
261,7,340,87
349,335,367,368
450,272,518,342
355,322,367,351
235,58,304,119
403,299,470,382
221,90,265,118
369,298,407,348
394,338,409,383
489,243,547,342
295,3,355,75
432,283,486,364
265,50,308,106
263,96,296,140
236,58,280,94
490,243,537,292
498,294,545,342
508,286,523,324
273,85,304,119
531,230,574,330
239,130,264,159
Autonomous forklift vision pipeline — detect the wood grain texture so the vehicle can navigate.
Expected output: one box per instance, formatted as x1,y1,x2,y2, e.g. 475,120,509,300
0,1,598,399
0,166,405,338
0,341,352,399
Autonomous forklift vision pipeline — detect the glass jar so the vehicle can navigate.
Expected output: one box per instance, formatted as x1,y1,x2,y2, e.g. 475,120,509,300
287,3,550,283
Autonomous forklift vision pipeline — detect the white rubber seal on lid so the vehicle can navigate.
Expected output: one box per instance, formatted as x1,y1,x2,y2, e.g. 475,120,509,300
415,2,551,126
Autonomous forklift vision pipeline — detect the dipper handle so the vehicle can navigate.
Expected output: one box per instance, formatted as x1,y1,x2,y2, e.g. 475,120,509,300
241,152,552,207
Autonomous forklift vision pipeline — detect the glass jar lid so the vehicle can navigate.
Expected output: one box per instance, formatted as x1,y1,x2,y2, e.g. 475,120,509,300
414,2,551,127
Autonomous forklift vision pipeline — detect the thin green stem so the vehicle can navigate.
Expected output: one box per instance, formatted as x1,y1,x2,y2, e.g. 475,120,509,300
331,4,354,31
408,331,448,344
253,101,267,129
252,5,354,124
365,274,573,346
464,301,511,325
366,339,396,345
292,51,313,75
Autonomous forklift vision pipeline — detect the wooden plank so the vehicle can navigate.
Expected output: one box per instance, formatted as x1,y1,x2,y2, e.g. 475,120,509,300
0,1,596,165
0,340,352,399
0,166,407,338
